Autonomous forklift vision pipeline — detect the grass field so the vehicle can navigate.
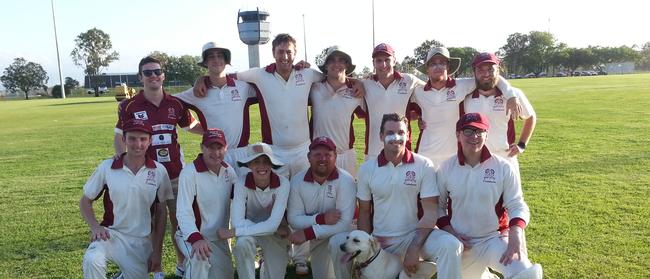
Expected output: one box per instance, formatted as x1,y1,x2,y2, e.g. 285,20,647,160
1,74,649,278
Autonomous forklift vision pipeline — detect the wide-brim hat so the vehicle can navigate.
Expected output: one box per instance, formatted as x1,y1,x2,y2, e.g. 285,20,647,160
417,47,461,76
317,46,356,75
237,143,284,169
197,41,231,67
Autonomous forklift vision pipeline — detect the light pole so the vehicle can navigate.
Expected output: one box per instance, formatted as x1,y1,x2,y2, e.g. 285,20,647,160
51,0,65,98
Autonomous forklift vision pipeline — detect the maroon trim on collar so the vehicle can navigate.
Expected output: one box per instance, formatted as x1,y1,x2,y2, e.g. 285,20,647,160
457,144,492,166
244,172,281,189
226,75,236,87
377,149,415,167
204,75,237,88
193,154,229,173
425,78,456,90
264,63,301,74
111,153,157,169
471,87,503,98
303,168,340,183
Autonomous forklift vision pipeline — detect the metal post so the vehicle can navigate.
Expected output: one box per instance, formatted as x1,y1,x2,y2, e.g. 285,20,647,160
51,0,65,98
372,0,376,48
302,14,308,62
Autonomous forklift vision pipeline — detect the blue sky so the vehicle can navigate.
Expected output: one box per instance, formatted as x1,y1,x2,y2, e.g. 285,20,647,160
1,0,648,87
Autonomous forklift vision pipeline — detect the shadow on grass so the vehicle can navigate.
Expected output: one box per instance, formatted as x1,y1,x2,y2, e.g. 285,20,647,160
45,100,117,106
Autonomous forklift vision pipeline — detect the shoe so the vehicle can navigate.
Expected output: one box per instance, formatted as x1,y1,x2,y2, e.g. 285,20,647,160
175,265,185,277
111,272,124,279
153,271,165,279
295,262,309,276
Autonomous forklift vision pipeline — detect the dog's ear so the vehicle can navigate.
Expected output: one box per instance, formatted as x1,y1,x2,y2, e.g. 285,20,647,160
370,235,380,254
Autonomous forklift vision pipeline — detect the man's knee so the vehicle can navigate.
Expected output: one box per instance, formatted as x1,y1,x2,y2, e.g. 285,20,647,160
233,236,256,255
511,264,543,279
424,232,463,258
82,246,107,270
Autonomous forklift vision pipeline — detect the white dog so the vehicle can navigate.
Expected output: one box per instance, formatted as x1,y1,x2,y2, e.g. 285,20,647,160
340,230,436,279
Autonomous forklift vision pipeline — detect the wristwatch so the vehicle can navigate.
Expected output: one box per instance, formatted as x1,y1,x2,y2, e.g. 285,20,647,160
517,141,526,150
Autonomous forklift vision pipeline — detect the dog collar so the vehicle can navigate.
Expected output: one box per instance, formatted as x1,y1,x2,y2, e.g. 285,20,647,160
355,249,382,270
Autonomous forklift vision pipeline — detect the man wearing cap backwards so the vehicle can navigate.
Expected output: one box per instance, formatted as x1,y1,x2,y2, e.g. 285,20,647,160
409,47,522,167
355,113,461,279
310,46,365,177
174,128,238,278
81,119,173,279
218,142,291,279
461,52,536,169
287,136,356,279
175,42,257,176
114,56,203,277
436,112,543,279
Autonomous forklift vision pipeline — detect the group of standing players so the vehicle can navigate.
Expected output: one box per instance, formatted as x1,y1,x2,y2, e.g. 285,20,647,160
79,32,543,279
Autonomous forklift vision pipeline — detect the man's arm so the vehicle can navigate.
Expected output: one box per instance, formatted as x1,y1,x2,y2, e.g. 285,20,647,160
357,199,372,234
113,133,125,155
80,195,110,241
403,197,437,276
148,197,167,271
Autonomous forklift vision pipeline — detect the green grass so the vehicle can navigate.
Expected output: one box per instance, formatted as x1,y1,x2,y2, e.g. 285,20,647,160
1,74,649,278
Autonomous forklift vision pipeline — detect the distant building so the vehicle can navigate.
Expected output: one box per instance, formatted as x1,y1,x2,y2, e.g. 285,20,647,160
84,73,140,88
605,62,635,74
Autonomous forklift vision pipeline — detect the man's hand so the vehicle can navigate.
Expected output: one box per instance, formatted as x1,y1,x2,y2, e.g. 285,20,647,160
147,250,162,272
507,143,524,157
191,239,213,261
402,247,420,276
276,224,290,238
294,60,311,70
289,230,308,245
500,226,525,266
417,118,427,130
349,79,366,98
506,97,522,120
218,228,235,240
323,209,341,225
192,76,209,98
442,225,472,250
90,226,110,242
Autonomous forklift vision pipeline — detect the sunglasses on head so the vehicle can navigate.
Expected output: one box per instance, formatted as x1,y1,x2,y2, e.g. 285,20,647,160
142,69,163,77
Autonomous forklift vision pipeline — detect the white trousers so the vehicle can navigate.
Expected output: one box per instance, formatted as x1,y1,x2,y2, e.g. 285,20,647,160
175,231,234,279
271,142,310,179
336,148,358,178
461,234,533,279
82,229,151,279
233,235,290,279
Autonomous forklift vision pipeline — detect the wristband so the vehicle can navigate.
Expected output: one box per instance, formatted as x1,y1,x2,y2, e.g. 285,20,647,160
517,141,526,150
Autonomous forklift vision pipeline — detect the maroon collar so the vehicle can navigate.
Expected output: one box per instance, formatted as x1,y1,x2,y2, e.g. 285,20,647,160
321,78,354,89
303,168,340,183
457,144,492,166
193,154,229,173
244,172,281,189
424,77,457,91
377,149,415,167
204,75,237,88
264,63,301,73
133,89,175,106
111,153,157,169
471,87,503,98
372,70,403,81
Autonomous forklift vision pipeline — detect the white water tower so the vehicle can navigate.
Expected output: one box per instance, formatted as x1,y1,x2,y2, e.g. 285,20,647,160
237,8,270,68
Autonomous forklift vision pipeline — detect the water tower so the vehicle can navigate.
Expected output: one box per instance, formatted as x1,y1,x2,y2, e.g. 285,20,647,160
237,8,271,68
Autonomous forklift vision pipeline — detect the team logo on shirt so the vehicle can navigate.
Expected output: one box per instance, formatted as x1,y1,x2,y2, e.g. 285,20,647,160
397,80,408,94
146,170,156,186
326,184,336,198
168,107,176,119
342,88,354,99
404,170,417,186
156,148,171,162
446,90,456,101
295,73,305,86
483,168,496,183
493,97,505,111
134,111,148,120
231,89,242,101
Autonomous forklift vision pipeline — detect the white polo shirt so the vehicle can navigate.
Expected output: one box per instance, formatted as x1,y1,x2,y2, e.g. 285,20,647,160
288,167,356,240
83,155,173,238
462,88,535,158
362,72,423,158
176,154,237,244
231,171,290,237
310,80,364,152
357,149,438,237
175,76,256,149
237,64,323,148
436,147,530,239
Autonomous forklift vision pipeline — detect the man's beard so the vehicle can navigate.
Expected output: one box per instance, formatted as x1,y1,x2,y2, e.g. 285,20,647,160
477,78,498,91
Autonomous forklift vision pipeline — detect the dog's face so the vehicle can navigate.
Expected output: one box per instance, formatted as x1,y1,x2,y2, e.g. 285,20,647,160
339,230,379,264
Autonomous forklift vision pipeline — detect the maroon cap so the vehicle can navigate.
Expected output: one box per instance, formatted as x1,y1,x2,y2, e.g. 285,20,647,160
122,119,152,134
309,136,336,151
456,113,490,131
471,52,500,68
372,43,395,58
202,128,227,147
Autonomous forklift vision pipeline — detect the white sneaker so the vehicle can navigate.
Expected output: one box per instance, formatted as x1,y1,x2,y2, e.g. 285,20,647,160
295,262,309,276
153,271,165,279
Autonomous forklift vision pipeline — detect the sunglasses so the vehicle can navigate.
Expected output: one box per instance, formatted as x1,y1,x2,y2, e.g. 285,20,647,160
142,69,163,77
